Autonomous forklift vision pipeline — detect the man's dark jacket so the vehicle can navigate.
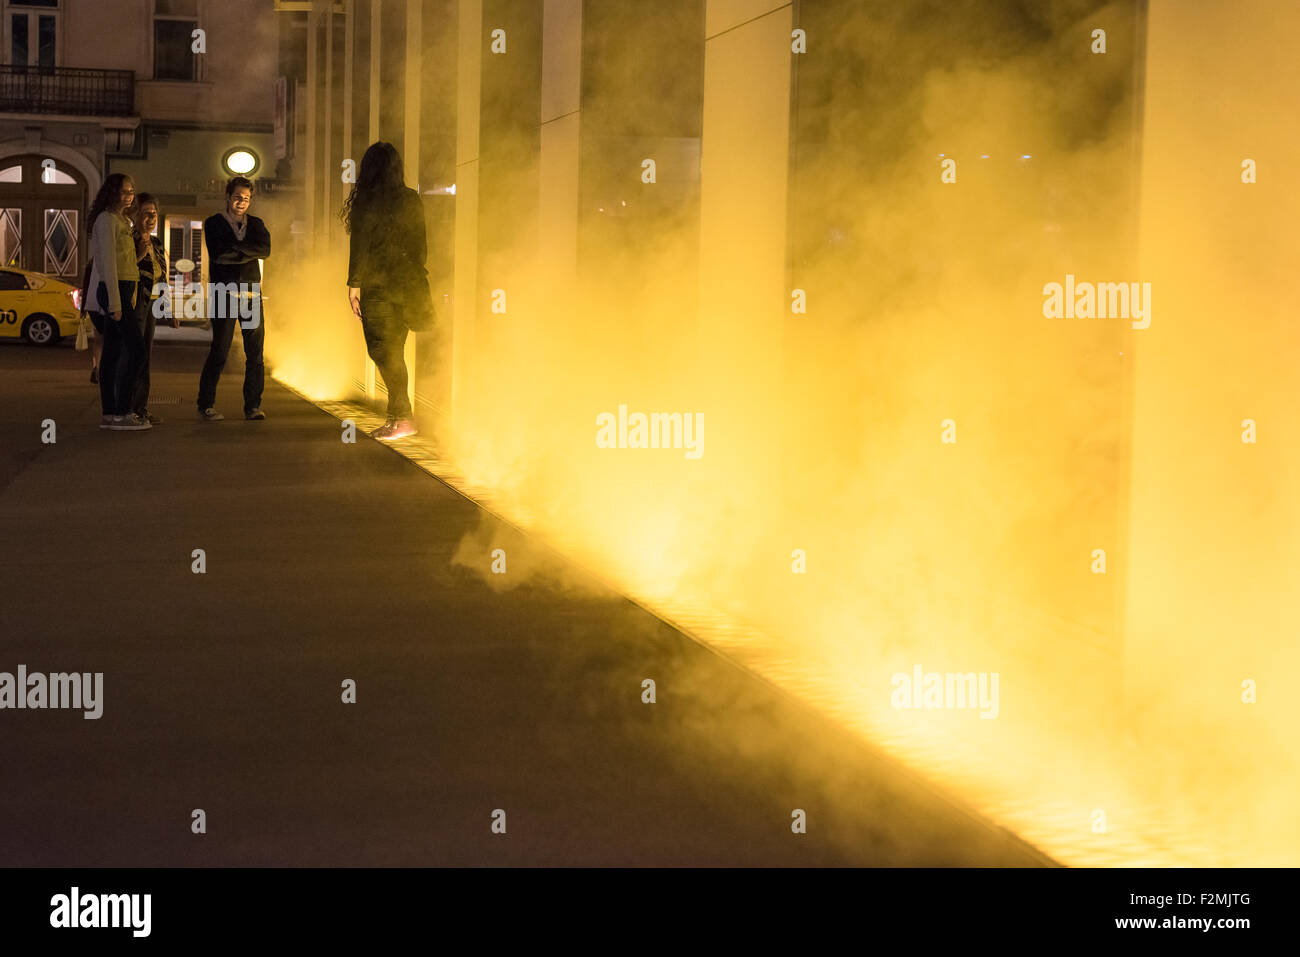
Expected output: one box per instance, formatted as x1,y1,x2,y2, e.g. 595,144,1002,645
204,213,271,286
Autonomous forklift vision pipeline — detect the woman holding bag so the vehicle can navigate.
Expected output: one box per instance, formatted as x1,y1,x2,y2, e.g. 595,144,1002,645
75,238,103,383
341,141,432,441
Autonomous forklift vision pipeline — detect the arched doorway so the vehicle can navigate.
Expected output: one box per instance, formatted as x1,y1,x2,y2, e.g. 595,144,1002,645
0,154,86,281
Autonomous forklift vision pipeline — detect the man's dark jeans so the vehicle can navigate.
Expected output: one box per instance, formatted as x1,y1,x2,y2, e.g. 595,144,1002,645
92,280,143,416
197,299,265,414
359,292,412,419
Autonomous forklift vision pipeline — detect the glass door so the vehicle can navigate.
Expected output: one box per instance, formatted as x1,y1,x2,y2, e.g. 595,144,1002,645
0,206,21,267
164,216,205,319
42,206,75,276
0,155,83,279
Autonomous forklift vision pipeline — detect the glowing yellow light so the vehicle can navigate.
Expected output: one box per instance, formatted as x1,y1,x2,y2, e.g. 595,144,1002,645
222,148,258,176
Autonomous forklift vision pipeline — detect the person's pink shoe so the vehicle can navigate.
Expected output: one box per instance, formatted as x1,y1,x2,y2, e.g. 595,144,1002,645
372,417,417,440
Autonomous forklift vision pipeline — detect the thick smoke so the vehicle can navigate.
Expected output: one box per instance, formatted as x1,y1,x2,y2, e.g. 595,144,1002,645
271,0,1297,865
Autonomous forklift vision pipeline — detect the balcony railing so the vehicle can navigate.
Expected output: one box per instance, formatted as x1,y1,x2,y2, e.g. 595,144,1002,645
0,65,134,116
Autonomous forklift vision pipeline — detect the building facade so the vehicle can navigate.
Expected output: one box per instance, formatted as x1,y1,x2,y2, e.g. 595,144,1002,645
0,0,281,289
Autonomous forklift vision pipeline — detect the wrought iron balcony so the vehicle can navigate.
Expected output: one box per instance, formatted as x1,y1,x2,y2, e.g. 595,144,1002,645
0,65,134,116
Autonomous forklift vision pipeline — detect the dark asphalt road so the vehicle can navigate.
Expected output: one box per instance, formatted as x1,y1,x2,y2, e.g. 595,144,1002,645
0,337,1052,866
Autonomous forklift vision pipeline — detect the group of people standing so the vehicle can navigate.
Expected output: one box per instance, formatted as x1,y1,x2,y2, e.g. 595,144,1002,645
83,174,270,431
84,173,173,430
83,139,430,441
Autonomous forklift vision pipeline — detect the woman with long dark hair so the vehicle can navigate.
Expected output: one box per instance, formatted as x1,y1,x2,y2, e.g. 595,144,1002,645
342,141,431,440
86,173,149,431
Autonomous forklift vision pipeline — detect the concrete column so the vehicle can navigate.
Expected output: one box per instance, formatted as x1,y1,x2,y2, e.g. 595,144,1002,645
1127,0,1300,812
539,0,582,290
368,0,382,142
403,1,423,187
452,0,482,429
343,1,355,165
324,5,335,253
401,0,423,413
304,1,320,247
364,0,383,399
698,1,792,461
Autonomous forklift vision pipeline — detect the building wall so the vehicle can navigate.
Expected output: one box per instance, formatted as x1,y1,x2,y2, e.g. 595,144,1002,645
0,0,281,279
111,128,276,199
58,0,276,128
59,0,144,73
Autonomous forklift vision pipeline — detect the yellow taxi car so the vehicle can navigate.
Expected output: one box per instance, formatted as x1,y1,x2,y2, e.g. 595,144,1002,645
0,267,83,345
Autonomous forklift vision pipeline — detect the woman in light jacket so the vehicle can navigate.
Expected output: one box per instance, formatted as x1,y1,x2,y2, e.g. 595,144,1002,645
86,173,149,431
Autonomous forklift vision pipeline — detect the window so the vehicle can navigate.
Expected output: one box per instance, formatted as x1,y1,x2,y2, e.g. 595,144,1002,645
36,9,52,67
39,165,74,185
0,165,21,183
7,2,58,70
154,0,198,80
0,270,29,291
0,209,21,268
154,20,196,79
10,15,25,66
43,207,76,275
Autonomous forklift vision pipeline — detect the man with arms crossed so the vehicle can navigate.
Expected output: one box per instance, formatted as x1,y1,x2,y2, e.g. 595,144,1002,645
197,176,271,420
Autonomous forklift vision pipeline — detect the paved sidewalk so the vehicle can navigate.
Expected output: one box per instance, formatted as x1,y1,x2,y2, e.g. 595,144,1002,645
0,340,1052,866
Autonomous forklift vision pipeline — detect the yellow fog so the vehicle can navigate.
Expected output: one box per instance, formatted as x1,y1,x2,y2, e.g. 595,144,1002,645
269,1,1298,866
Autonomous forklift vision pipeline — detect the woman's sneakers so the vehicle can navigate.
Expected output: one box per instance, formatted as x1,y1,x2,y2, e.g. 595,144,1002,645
105,413,152,431
371,417,417,440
